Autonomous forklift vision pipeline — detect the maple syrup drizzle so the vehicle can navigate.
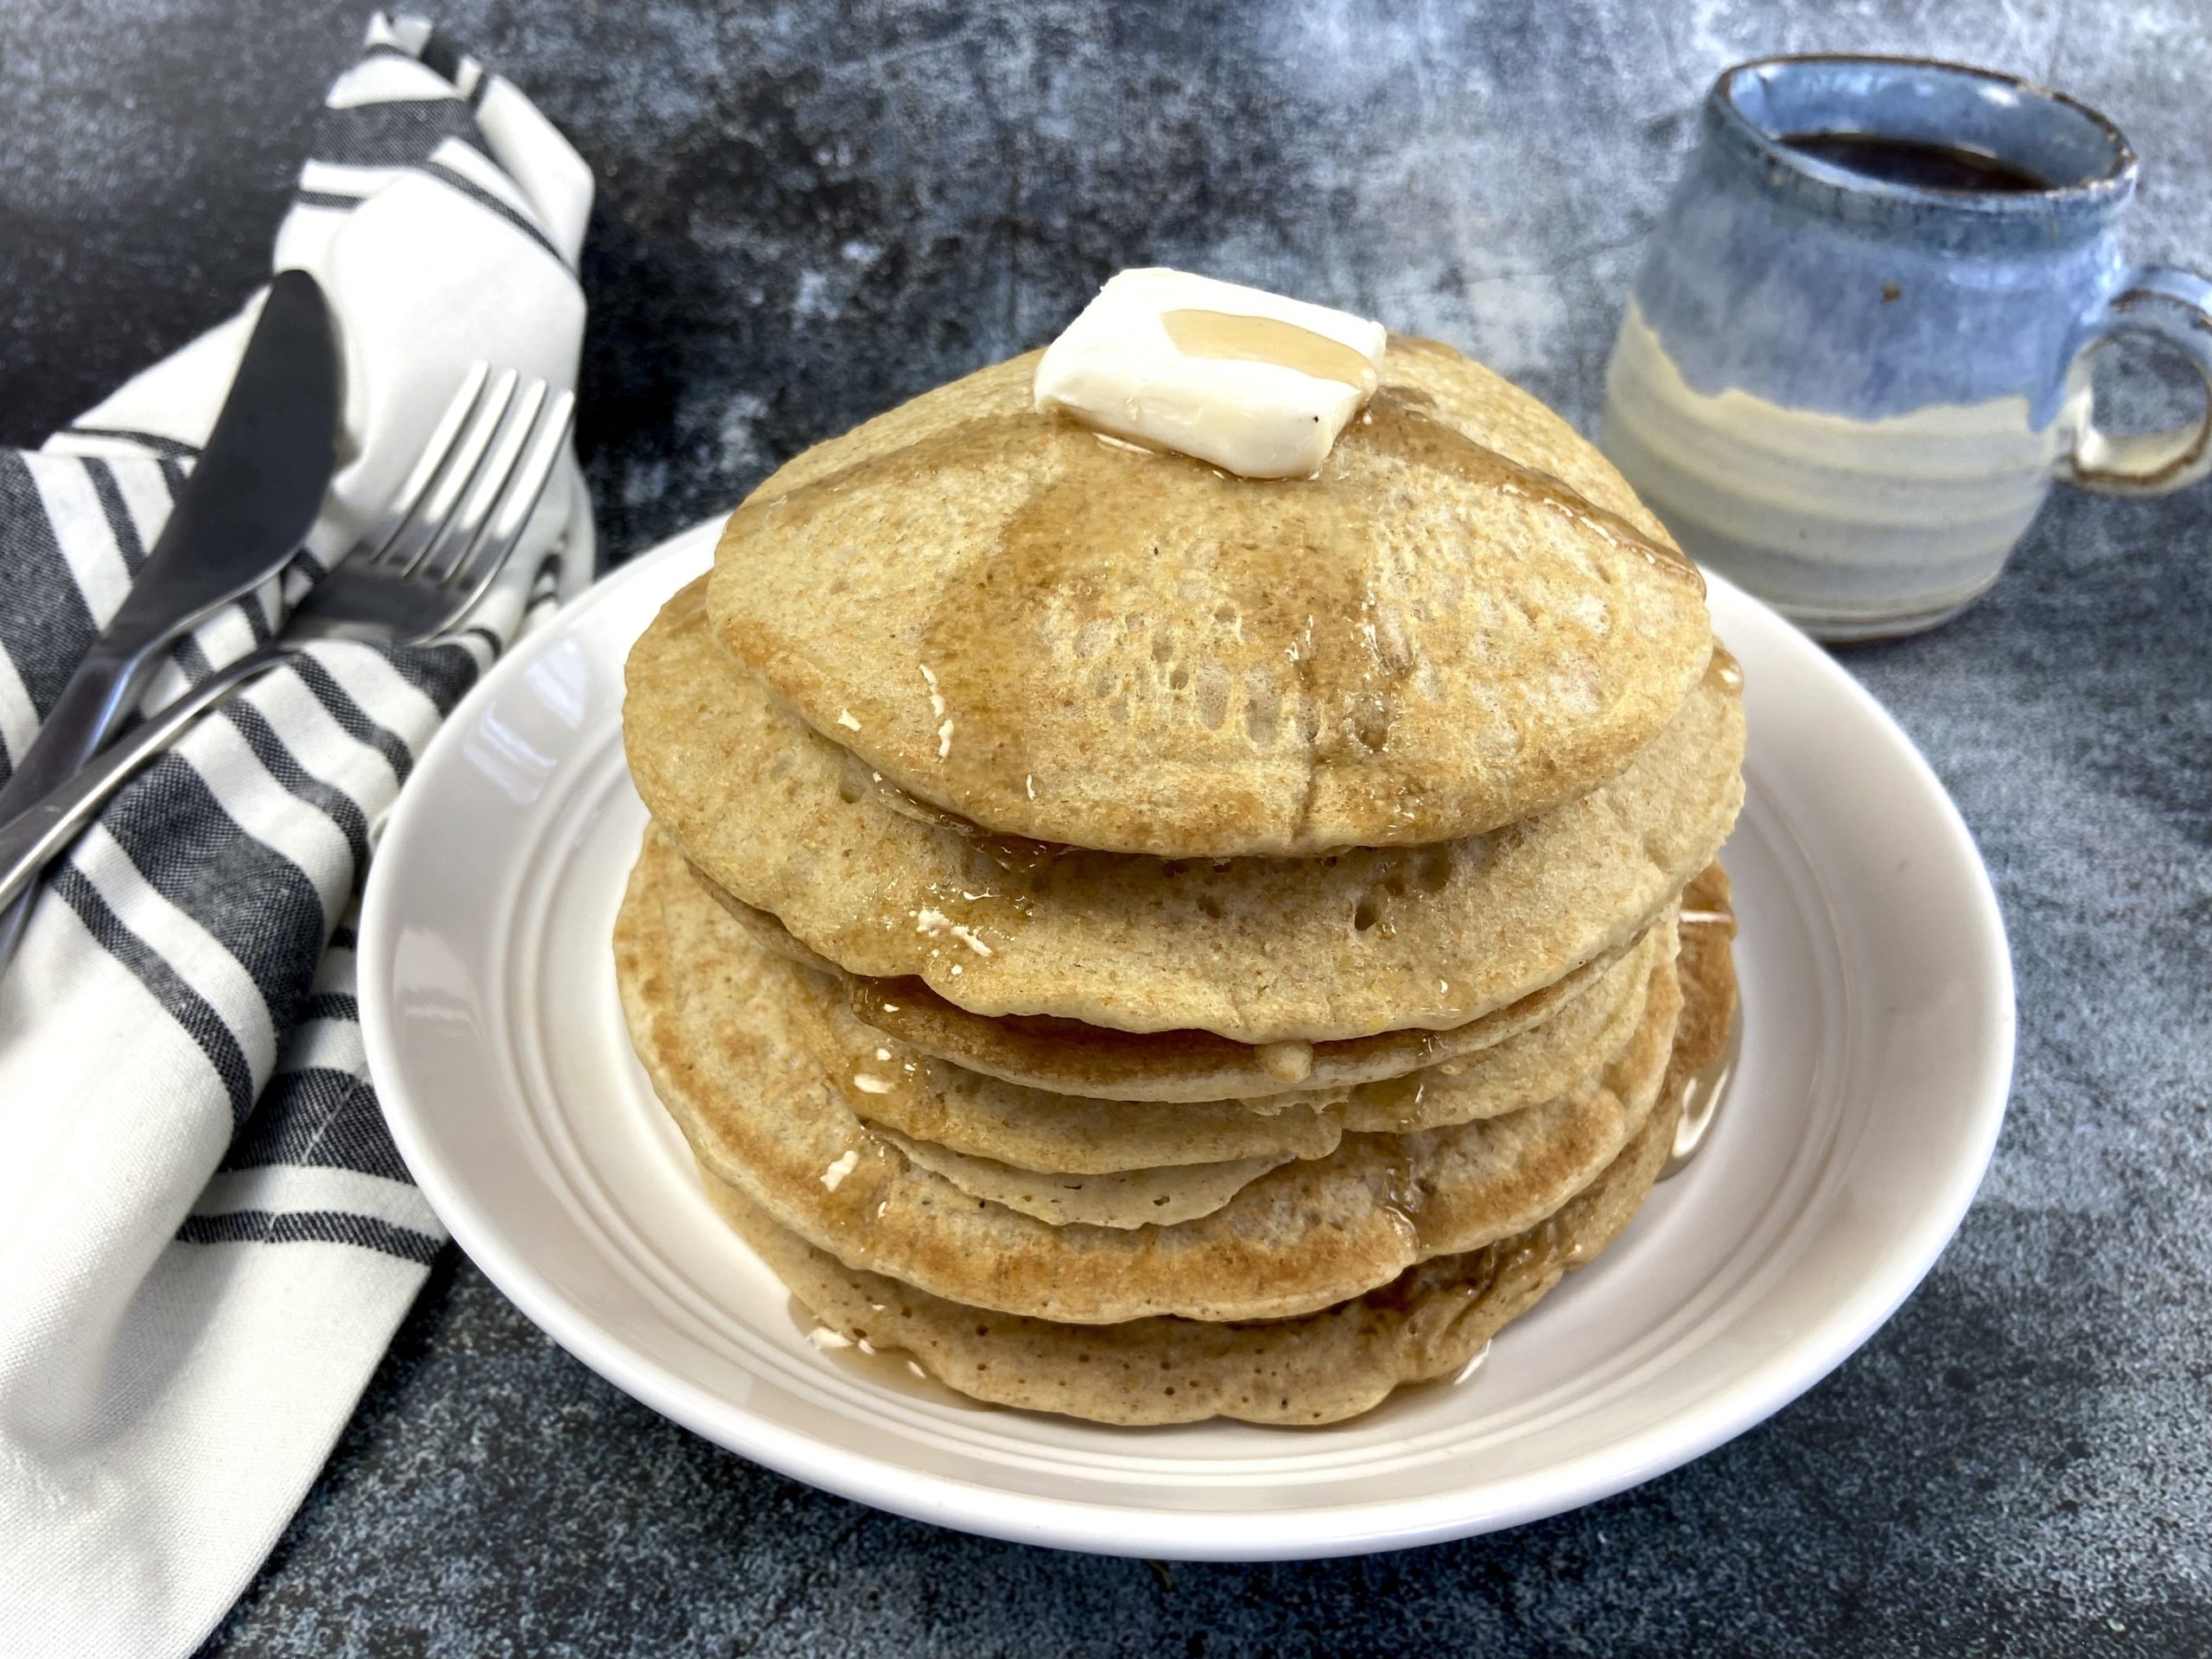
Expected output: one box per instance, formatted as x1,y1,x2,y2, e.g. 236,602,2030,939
1660,995,1741,1181
1160,308,1379,391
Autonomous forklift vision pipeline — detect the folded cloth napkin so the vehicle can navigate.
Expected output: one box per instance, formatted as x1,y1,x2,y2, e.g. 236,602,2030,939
0,16,594,1656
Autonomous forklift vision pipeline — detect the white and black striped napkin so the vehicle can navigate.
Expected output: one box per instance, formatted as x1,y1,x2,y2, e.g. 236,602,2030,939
0,16,594,1656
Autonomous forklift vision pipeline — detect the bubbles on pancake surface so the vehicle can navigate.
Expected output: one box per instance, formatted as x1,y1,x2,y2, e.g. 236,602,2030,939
709,341,1714,857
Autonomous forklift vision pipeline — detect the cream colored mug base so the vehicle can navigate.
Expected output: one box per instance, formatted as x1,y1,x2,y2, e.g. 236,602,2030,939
1601,301,2072,641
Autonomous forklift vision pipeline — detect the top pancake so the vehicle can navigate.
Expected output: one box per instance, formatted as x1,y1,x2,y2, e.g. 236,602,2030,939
706,339,1713,857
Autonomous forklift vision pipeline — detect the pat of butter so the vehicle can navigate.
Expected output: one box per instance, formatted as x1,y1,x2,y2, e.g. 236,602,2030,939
1033,268,1387,479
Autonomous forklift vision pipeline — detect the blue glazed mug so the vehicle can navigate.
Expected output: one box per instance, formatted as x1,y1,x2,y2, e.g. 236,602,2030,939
1600,54,2212,640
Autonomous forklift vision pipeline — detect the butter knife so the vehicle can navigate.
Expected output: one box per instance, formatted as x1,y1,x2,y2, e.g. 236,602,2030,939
0,268,339,964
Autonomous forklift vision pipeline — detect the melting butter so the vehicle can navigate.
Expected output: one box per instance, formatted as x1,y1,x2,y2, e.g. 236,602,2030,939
1033,267,1386,478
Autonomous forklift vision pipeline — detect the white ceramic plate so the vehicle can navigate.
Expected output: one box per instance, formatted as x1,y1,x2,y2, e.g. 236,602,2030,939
360,521,2013,1560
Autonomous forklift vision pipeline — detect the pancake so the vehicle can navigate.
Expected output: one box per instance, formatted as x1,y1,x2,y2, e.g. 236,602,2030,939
1669,861,1738,1084
773,892,1668,1174
877,1131,1294,1229
1338,915,1663,1133
699,863,1651,1104
859,922,1664,1222
851,1050,1343,1173
705,340,1713,857
700,878,1732,1427
625,577,1744,1043
613,823,1683,1323
695,874,847,974
708,1093,1680,1426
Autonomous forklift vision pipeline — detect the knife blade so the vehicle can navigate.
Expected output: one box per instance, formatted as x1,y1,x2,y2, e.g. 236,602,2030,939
0,267,338,962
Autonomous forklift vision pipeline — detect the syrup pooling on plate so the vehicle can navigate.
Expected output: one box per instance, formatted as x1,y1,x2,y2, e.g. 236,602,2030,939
1662,994,1740,1179
1363,1339,1497,1425
1659,869,1740,1179
785,1296,979,1408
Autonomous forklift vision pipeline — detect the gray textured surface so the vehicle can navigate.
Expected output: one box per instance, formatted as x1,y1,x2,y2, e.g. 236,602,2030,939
3,2,2207,1654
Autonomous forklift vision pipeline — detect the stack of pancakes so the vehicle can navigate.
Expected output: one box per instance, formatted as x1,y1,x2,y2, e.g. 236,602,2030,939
615,337,1745,1426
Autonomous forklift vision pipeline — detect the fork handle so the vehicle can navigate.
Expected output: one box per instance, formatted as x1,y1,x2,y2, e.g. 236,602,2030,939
0,644,289,943
0,631,185,973
0,639,171,836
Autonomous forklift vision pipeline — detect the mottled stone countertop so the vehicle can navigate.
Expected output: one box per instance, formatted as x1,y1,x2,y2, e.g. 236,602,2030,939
4,2,2207,1654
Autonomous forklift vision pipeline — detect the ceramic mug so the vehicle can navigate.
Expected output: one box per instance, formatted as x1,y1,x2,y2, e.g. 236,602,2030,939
1600,54,2212,640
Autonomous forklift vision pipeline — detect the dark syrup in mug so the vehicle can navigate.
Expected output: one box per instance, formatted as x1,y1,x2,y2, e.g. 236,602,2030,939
1781,131,2055,194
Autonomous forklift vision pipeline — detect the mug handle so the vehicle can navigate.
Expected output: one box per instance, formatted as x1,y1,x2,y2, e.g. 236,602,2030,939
2057,266,2212,495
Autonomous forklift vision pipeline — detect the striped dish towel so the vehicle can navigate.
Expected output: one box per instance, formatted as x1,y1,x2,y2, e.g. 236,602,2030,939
0,17,594,1657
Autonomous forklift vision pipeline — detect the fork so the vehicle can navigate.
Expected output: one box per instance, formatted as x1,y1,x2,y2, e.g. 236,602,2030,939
0,364,577,938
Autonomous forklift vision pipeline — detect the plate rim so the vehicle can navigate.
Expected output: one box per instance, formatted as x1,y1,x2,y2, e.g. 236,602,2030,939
361,518,2014,1560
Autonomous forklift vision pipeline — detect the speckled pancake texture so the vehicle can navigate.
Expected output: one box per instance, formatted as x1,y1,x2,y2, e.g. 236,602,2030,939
625,577,1743,1043
613,324,1749,1427
699,868,1652,1104
694,909,1732,1427
613,825,1684,1324
705,340,1713,858
678,840,1671,1176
